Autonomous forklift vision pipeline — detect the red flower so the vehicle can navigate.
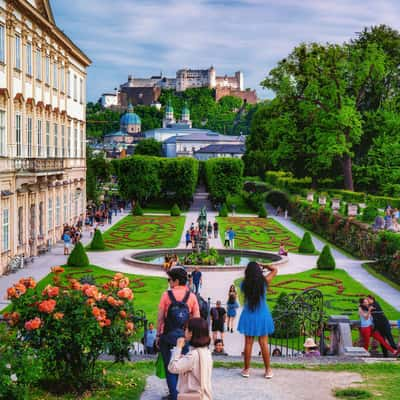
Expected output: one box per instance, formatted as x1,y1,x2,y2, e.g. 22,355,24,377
42,285,60,298
118,277,130,289
25,317,42,331
53,312,64,320
38,299,56,313
117,288,133,301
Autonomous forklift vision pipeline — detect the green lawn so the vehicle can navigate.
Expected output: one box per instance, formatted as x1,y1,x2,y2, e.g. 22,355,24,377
33,264,167,328
217,216,302,253
101,215,185,250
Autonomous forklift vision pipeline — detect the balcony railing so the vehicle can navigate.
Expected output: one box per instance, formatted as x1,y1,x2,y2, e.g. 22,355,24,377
14,158,64,172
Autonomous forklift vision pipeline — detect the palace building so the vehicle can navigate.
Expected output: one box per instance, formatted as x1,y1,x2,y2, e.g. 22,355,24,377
0,0,91,274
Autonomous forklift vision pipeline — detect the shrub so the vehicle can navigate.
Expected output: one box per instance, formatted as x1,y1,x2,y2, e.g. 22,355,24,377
271,292,300,339
258,205,267,218
4,269,136,393
298,232,316,254
317,245,336,270
170,203,181,216
79,274,97,285
266,189,290,210
89,229,105,250
219,203,228,217
132,202,143,216
67,242,89,267
361,206,379,223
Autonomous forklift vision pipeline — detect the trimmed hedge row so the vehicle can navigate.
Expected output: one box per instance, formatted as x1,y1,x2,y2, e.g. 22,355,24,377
113,156,199,207
205,158,244,203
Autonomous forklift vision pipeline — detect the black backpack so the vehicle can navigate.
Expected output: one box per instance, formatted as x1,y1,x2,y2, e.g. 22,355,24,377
165,290,190,333
197,294,209,320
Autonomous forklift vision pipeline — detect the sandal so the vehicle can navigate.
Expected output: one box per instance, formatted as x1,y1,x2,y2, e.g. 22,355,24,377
265,370,273,379
241,369,250,378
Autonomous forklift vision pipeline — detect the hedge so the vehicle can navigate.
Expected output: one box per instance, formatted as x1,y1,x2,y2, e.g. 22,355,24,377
266,190,290,210
170,203,181,216
265,171,311,195
205,158,244,203
132,202,143,216
298,232,316,254
67,242,89,267
89,229,105,250
219,203,228,217
317,245,336,270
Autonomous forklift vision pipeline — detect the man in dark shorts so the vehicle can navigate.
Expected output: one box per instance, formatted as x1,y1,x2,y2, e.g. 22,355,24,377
210,300,226,343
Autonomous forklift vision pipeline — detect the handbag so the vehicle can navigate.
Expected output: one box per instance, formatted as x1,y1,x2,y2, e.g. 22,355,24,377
177,349,206,400
155,353,166,379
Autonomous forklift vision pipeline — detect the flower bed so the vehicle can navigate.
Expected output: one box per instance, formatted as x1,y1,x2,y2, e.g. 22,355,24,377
101,215,185,250
217,217,301,252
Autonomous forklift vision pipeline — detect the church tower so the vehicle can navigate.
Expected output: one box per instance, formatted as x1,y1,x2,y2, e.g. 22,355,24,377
163,100,176,128
180,102,192,128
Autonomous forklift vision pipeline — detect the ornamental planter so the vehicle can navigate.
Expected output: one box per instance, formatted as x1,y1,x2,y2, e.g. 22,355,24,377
307,192,314,202
319,196,327,206
348,204,358,217
332,198,341,210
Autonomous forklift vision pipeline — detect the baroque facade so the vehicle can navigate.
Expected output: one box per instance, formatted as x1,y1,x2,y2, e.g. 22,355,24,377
0,0,91,274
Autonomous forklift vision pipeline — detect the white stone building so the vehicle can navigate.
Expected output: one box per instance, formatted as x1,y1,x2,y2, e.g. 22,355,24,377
0,0,91,274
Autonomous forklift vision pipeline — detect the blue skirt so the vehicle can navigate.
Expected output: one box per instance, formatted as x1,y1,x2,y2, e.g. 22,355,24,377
238,302,274,337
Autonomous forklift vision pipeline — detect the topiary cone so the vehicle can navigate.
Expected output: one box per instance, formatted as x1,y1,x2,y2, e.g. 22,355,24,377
298,232,316,254
170,203,181,216
67,241,90,267
316,245,336,270
90,229,105,250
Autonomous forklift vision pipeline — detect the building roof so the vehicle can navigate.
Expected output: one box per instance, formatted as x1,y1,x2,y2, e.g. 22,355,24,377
168,131,245,143
194,144,246,154
104,131,128,137
120,104,141,125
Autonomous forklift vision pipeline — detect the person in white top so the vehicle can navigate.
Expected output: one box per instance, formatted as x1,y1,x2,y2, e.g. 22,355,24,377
168,318,213,400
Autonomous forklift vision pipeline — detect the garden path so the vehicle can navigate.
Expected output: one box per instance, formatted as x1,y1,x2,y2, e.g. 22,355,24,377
140,367,362,400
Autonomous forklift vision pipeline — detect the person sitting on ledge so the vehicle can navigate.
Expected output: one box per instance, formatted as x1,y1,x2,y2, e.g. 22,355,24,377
271,348,282,357
278,242,288,256
212,339,228,356
303,338,320,357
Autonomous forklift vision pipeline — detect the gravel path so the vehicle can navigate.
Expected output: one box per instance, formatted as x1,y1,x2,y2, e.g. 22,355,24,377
140,368,363,400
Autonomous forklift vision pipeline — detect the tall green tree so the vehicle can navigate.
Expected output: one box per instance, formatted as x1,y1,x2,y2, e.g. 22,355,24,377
261,42,386,190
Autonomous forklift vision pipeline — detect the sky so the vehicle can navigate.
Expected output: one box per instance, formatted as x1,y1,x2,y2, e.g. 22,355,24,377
51,0,400,102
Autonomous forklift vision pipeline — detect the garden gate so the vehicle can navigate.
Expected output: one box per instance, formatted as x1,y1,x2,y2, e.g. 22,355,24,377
270,288,325,357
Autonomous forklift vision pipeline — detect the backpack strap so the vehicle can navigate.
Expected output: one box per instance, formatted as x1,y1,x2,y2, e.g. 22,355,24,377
167,290,177,304
182,290,191,304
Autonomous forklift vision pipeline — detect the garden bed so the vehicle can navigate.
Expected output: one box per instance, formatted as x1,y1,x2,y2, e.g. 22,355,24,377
101,215,185,250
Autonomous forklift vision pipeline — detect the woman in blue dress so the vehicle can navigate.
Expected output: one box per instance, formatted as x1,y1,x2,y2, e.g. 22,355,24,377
238,261,277,379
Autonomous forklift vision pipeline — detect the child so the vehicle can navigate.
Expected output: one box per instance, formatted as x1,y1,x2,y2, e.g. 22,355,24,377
303,338,320,357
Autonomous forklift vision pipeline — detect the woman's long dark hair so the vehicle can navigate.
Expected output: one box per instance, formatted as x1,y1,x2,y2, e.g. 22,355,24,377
242,262,264,311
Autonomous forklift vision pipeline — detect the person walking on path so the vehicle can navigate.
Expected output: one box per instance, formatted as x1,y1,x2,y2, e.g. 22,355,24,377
156,267,200,400
144,322,157,354
168,318,213,400
224,230,230,248
367,295,397,356
226,293,239,333
192,267,202,294
185,230,191,248
210,300,226,344
207,221,213,239
62,230,71,255
228,228,235,248
213,221,219,239
358,297,398,356
238,262,277,379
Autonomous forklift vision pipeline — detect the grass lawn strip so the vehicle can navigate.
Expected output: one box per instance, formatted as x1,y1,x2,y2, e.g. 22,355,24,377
101,215,185,250
217,216,302,253
213,362,400,400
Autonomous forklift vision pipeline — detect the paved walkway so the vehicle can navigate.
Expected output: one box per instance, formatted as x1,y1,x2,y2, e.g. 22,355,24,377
140,368,363,400
0,211,130,308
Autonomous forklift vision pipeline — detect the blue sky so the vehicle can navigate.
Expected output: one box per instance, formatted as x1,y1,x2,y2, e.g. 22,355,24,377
51,0,400,102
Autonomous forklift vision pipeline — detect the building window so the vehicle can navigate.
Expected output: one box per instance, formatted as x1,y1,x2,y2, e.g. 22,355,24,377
56,196,60,226
61,65,65,92
53,62,58,89
68,126,71,157
67,71,71,97
63,192,68,223
26,42,32,75
45,56,50,85
46,121,50,157
54,123,58,157
0,110,6,156
74,128,78,157
80,129,84,158
39,202,43,236
61,125,65,157
79,78,83,103
48,198,53,231
36,49,42,80
2,208,9,251
0,25,5,63
16,114,22,157
73,74,77,101
18,206,23,246
27,117,33,157
37,119,42,157
15,35,21,69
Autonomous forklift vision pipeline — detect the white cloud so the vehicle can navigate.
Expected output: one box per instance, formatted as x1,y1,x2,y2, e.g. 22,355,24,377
51,0,400,100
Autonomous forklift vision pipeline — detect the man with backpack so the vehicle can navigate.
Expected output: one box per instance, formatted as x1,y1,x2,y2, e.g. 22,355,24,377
210,300,227,344
156,267,200,400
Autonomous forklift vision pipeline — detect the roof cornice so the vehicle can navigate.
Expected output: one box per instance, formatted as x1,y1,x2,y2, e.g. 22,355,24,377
16,0,91,67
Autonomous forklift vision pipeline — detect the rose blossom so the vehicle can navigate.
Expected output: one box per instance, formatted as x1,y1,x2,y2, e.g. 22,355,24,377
25,317,42,331
38,299,56,313
117,288,133,301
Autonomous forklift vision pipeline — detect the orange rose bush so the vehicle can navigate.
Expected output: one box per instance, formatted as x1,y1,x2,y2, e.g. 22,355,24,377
4,270,136,392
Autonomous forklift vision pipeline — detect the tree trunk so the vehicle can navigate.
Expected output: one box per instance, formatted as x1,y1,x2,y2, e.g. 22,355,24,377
342,154,354,191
